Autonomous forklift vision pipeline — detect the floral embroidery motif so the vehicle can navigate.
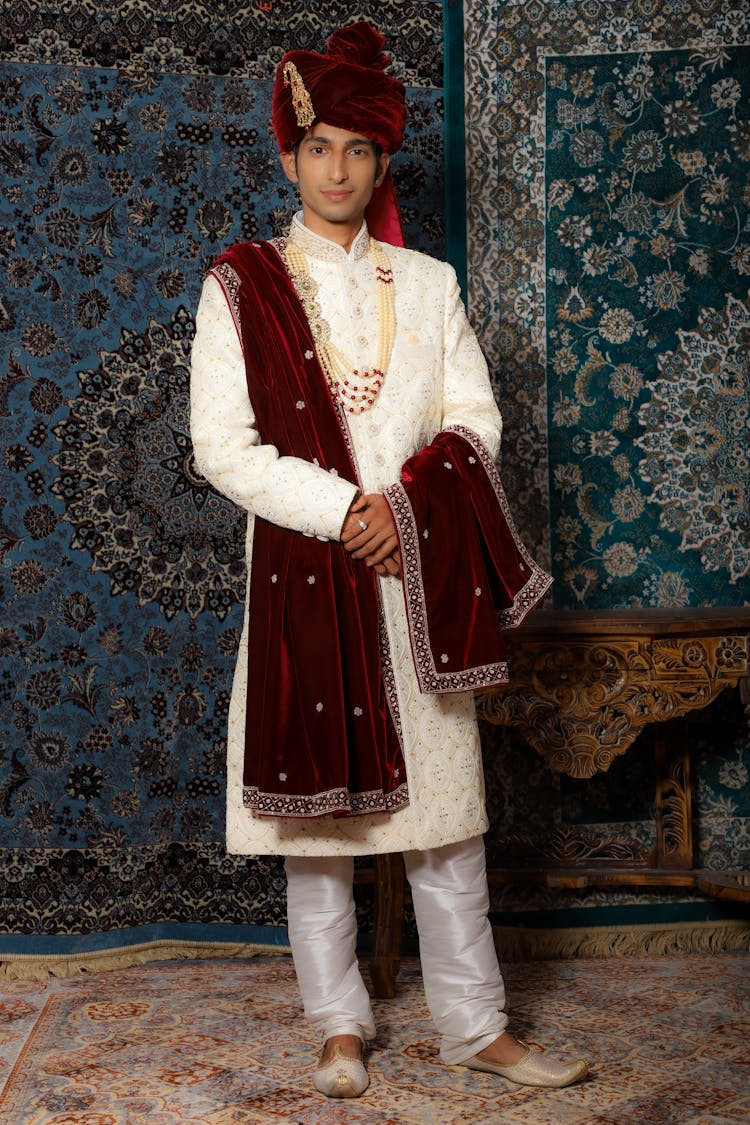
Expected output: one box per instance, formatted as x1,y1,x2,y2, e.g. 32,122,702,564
212,263,243,343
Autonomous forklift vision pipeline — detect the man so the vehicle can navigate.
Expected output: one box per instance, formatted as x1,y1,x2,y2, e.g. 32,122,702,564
190,21,588,1100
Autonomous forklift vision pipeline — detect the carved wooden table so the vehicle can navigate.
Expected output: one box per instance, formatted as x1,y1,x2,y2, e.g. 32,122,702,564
369,608,750,997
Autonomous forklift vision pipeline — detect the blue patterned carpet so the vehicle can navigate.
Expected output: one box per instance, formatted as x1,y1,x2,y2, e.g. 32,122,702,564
0,1,445,944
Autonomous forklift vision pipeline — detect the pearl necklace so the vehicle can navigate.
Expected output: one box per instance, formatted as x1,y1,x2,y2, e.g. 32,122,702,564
283,235,396,414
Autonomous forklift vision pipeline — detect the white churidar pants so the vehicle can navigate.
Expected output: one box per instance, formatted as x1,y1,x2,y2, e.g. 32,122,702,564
284,836,508,1064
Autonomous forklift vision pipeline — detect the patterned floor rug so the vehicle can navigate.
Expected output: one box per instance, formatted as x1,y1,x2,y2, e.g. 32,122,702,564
0,952,748,1124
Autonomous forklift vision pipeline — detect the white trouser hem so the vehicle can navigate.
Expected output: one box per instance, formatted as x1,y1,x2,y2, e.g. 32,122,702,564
285,855,376,1045
404,837,508,1064
285,837,508,1061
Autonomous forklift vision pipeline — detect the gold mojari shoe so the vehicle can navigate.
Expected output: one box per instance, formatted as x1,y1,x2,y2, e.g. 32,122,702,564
462,1040,588,1088
312,1043,369,1099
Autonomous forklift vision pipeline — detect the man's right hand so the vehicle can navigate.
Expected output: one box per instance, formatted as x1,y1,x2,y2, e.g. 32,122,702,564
341,493,402,578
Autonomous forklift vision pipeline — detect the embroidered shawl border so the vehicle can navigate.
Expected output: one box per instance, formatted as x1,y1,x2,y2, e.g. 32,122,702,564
211,260,244,348
244,779,410,818
446,425,553,628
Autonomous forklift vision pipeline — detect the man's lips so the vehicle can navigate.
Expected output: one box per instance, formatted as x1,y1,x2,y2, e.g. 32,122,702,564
321,190,353,202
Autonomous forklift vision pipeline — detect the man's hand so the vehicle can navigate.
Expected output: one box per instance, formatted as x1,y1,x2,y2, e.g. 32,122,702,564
341,493,401,576
373,551,402,577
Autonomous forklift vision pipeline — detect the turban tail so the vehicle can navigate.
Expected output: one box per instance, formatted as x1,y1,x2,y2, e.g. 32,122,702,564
272,22,407,246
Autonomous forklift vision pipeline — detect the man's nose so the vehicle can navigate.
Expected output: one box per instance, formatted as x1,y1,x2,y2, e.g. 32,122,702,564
330,154,348,182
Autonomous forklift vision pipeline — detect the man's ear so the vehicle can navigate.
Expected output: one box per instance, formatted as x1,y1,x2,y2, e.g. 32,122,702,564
280,149,298,184
374,152,390,188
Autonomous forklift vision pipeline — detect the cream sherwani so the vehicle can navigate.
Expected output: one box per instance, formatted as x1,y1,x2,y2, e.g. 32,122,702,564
190,215,503,857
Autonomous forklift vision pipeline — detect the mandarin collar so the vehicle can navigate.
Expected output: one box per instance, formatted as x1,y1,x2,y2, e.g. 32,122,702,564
288,212,370,263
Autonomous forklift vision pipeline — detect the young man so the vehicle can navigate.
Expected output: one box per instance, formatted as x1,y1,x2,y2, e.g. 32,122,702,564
190,21,588,1100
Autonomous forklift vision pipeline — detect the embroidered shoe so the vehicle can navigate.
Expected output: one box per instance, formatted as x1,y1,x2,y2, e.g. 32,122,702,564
312,1043,369,1099
462,1040,588,1088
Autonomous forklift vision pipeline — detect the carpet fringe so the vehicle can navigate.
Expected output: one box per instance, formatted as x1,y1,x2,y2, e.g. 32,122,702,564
493,919,750,961
2,921,747,980
0,939,290,980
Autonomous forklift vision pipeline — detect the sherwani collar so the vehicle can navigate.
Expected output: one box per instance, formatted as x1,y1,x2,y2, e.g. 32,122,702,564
289,212,371,262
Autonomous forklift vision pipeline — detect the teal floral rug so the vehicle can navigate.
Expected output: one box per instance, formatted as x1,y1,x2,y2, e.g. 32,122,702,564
545,45,750,606
463,0,750,610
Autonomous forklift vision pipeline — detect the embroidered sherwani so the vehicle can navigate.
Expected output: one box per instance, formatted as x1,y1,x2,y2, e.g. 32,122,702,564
190,216,508,857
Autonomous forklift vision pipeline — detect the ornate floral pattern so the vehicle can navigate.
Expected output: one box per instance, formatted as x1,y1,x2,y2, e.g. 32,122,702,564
463,1,750,612
2,956,749,1122
50,309,246,620
545,43,750,607
635,293,750,584
463,0,749,900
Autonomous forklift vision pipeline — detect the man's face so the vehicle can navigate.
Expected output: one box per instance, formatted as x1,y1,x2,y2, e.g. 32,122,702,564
280,122,389,243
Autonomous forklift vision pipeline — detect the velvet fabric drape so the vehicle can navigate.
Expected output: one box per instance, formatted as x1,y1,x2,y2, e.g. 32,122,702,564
386,425,553,695
211,240,407,819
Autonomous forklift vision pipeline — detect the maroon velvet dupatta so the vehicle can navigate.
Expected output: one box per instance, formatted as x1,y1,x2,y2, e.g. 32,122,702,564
211,240,407,818
385,425,553,693
209,239,552,820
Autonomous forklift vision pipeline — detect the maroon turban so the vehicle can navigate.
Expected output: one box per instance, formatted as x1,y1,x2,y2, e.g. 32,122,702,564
272,22,407,245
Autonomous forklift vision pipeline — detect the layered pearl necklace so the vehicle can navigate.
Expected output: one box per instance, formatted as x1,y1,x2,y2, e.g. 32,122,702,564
283,235,396,414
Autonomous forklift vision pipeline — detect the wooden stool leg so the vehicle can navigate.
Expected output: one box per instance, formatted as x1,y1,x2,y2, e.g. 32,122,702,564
368,852,404,999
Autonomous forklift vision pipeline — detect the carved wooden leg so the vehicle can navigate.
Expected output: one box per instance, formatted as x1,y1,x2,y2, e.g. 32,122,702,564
740,675,750,730
368,852,404,999
654,719,693,870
